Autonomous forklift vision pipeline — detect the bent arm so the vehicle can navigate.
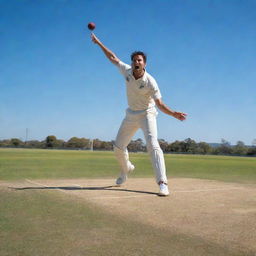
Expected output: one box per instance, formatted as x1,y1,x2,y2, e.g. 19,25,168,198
91,33,120,65
155,98,187,121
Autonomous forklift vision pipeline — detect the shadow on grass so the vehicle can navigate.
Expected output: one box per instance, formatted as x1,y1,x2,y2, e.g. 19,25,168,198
11,185,158,196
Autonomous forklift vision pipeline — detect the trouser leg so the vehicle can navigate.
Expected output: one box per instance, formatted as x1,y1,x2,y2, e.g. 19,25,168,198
114,117,139,173
141,113,168,184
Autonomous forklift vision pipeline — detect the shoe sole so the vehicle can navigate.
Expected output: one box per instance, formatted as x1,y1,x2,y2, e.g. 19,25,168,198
158,193,170,196
158,189,170,196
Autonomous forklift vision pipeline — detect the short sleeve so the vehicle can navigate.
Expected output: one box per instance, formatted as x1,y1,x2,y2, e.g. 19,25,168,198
117,61,131,77
149,76,162,100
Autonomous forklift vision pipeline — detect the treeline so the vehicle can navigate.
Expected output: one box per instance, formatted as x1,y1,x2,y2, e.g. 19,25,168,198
0,136,256,156
0,136,111,151
158,138,256,156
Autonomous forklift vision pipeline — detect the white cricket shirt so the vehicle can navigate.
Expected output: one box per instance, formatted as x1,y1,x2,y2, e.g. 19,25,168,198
117,61,162,111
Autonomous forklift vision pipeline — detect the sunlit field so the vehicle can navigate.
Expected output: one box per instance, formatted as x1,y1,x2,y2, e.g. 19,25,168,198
1,148,256,256
0,148,255,183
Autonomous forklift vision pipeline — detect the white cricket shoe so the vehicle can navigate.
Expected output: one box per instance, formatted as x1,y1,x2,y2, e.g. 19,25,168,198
116,163,135,186
158,183,170,196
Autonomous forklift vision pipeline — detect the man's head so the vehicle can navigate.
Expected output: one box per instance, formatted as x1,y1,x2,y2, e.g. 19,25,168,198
131,51,147,72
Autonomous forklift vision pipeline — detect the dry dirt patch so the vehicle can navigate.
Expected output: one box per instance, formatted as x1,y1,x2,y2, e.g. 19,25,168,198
3,177,256,255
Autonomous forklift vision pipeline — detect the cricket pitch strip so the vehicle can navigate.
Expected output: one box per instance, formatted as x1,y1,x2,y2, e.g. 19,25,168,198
2,177,256,255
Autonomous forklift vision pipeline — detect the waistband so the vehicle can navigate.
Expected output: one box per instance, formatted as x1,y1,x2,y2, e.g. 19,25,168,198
126,106,157,115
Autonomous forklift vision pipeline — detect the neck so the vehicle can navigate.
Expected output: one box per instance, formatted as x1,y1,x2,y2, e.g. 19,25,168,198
133,69,145,80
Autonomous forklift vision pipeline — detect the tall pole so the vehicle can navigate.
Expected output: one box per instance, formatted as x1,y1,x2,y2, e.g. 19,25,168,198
25,128,29,143
91,139,94,151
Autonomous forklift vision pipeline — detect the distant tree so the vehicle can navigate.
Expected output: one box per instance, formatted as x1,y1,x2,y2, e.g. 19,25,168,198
218,139,232,155
45,135,57,148
168,140,182,152
128,139,146,152
0,139,11,147
66,137,90,149
248,139,256,156
55,139,65,148
247,147,256,156
92,139,103,150
197,142,212,154
169,138,198,153
158,139,169,152
10,138,24,147
183,138,198,153
100,141,113,150
25,140,44,148
232,141,248,155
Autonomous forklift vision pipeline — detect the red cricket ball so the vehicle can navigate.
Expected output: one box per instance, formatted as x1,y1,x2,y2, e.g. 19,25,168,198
88,22,96,30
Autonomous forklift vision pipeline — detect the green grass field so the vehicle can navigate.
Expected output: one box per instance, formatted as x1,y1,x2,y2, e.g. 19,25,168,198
1,148,255,256
0,148,255,183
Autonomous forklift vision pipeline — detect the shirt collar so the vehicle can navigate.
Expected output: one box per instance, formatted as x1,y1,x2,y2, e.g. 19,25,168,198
129,69,147,81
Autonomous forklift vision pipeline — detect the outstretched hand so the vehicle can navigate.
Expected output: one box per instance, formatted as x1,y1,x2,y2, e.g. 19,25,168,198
173,112,187,121
91,33,100,45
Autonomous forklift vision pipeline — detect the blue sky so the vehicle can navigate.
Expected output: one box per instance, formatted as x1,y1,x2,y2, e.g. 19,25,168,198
1,0,255,145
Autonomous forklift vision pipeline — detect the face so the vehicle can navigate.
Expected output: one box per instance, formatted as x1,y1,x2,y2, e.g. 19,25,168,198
132,55,146,72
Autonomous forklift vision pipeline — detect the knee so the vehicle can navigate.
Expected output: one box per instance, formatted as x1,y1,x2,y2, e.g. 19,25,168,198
114,144,126,155
146,136,162,153
114,138,128,151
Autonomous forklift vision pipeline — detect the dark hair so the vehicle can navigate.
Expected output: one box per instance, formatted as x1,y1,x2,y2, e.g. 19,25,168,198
130,51,147,63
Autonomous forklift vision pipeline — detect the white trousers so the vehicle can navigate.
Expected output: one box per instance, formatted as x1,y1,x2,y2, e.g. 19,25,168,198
114,108,168,184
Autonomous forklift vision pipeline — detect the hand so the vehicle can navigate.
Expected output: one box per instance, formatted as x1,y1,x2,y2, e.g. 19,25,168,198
91,33,101,45
173,112,187,121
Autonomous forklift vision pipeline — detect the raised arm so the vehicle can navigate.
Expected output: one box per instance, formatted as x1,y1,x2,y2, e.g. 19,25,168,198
155,98,187,121
91,33,120,65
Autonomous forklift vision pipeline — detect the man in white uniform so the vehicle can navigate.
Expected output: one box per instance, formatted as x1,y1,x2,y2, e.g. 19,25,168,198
91,33,187,196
